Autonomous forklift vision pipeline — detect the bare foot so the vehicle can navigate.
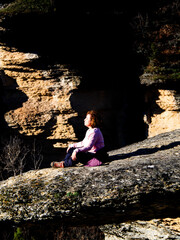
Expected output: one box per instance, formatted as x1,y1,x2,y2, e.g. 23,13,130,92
51,161,64,168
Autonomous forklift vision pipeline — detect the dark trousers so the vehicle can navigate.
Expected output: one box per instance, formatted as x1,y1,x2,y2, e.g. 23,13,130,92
63,148,95,167
63,147,109,167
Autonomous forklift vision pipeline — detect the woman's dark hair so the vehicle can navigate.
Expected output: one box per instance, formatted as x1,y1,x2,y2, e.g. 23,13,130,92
87,110,102,128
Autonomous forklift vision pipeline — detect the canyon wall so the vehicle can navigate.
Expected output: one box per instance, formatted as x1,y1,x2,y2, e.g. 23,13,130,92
144,89,180,137
0,45,145,155
135,3,180,137
0,46,80,145
0,1,179,155
0,1,180,239
0,1,147,157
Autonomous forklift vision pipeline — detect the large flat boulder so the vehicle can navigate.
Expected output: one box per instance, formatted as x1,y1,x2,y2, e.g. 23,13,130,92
0,129,180,226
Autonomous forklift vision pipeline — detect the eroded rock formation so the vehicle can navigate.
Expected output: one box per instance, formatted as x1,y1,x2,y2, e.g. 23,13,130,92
0,1,180,238
0,0,179,157
0,46,81,146
144,89,180,137
136,3,180,138
0,44,147,152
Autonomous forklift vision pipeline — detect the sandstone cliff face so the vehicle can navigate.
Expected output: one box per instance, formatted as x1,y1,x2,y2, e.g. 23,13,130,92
143,88,180,137
0,1,180,239
0,0,179,150
146,89,180,137
135,2,180,137
0,45,147,152
0,46,81,147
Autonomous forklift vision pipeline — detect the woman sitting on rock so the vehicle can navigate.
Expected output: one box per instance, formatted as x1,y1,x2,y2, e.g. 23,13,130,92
51,110,108,168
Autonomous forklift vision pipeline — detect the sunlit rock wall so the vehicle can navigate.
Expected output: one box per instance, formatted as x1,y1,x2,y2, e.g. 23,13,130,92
0,46,80,148
147,89,180,137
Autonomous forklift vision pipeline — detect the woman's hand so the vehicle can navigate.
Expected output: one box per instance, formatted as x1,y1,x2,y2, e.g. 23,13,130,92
67,146,71,153
71,150,77,161
67,144,73,153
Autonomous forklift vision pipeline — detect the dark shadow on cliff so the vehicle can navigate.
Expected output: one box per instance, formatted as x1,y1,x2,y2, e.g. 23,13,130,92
0,0,171,160
0,70,28,137
67,13,149,150
0,70,28,111
109,141,180,161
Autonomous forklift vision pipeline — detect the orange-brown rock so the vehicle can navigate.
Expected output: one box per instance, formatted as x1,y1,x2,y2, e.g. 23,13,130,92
0,46,80,147
148,89,180,137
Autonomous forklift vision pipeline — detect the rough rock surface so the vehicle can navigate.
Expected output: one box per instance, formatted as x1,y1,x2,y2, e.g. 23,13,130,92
102,218,180,239
0,46,80,147
0,0,180,150
0,129,179,227
0,45,146,151
147,89,180,137
135,1,180,138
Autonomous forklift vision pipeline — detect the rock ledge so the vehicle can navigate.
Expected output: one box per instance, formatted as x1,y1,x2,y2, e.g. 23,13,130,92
0,129,180,225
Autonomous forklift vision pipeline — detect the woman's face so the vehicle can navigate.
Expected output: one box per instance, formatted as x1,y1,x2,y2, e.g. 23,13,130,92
84,114,92,128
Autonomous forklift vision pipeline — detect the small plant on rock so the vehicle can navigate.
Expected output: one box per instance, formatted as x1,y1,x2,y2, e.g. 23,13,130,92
0,136,29,178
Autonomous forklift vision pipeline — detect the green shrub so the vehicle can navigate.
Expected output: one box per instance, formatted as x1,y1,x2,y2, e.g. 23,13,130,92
0,0,54,15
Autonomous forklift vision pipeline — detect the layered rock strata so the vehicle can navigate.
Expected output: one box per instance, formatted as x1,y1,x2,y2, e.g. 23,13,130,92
127,0,180,138
0,45,80,147
136,6,180,137
144,89,180,137
0,45,147,151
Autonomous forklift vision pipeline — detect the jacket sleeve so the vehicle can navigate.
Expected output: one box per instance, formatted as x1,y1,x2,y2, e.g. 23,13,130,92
75,130,98,153
72,141,84,148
